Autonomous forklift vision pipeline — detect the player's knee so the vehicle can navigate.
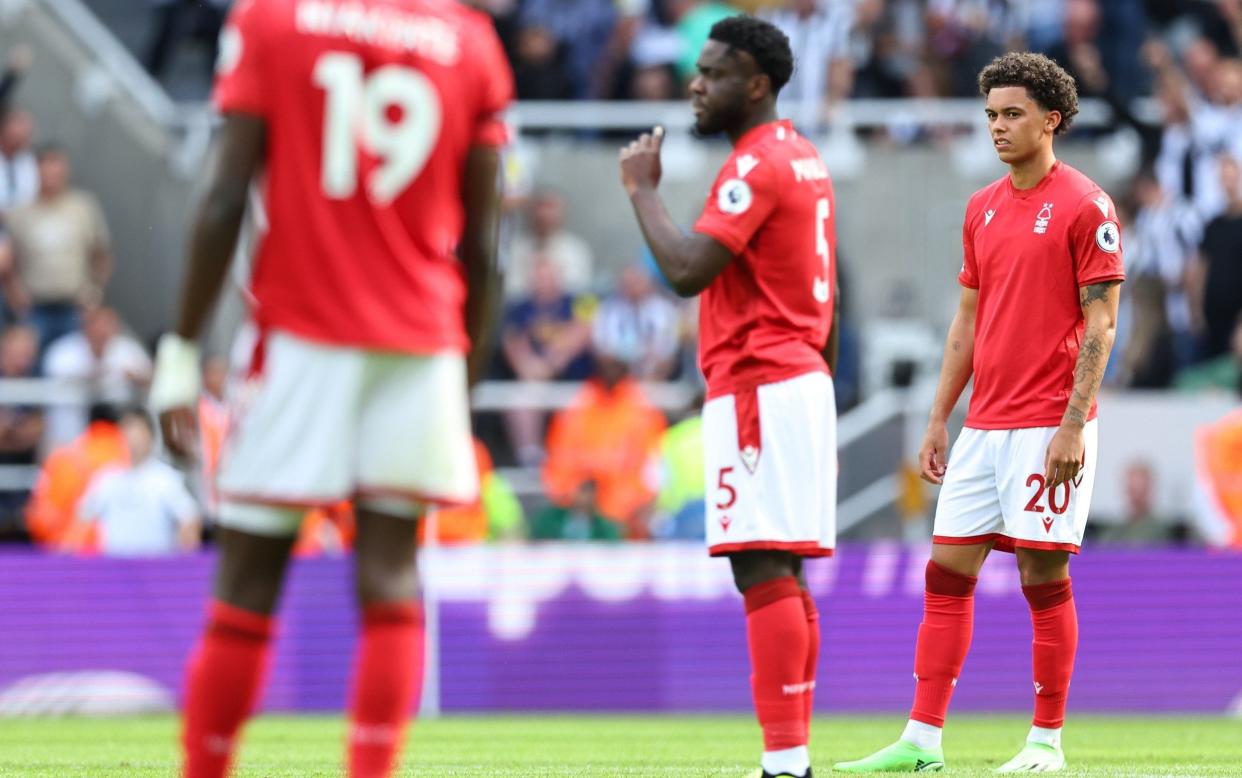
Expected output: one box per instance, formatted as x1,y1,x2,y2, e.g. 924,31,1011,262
211,524,299,615
729,551,799,593
1015,550,1070,586
355,557,419,605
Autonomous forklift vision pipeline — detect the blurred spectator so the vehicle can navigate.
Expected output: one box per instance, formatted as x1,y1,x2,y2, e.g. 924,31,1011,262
1095,460,1176,544
530,479,622,540
0,44,31,116
520,0,620,98
24,403,127,549
0,326,42,535
1045,0,1108,98
1146,0,1242,60
628,61,681,101
0,108,37,214
144,0,230,82
1117,275,1178,388
506,189,594,296
423,439,525,543
4,144,112,352
513,25,577,100
1192,406,1242,549
501,258,593,466
42,307,152,449
1189,155,1242,359
672,0,739,84
651,393,705,540
1175,312,1242,394
1147,40,1242,219
73,407,201,556
852,0,922,99
763,0,855,133
542,346,666,537
197,355,229,520
1126,168,1202,363
592,264,680,380
924,0,1021,96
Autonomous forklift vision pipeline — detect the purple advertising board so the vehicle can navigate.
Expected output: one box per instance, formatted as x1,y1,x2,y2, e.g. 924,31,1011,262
0,544,1239,714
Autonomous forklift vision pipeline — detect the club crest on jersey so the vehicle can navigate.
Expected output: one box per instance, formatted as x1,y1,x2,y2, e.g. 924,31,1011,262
1095,221,1120,253
1033,202,1054,234
718,179,753,215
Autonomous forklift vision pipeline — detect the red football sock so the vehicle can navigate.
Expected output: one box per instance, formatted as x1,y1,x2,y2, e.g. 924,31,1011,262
801,589,820,730
1024,579,1077,729
744,576,810,751
181,601,275,778
348,602,425,778
910,560,977,728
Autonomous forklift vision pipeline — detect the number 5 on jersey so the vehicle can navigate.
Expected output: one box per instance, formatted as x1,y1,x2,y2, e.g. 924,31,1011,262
313,52,442,204
813,197,831,303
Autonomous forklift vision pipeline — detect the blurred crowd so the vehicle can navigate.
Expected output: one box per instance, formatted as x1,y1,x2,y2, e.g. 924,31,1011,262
3,1,1242,555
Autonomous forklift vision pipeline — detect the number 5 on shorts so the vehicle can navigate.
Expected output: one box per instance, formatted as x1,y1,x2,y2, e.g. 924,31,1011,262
715,467,737,510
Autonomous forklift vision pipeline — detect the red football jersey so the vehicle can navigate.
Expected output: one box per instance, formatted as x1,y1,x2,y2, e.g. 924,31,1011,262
692,120,836,398
959,161,1125,429
214,0,513,352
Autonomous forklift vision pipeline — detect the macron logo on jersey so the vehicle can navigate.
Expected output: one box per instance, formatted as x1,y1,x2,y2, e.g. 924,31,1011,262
984,209,996,226
1093,195,1110,217
736,154,759,178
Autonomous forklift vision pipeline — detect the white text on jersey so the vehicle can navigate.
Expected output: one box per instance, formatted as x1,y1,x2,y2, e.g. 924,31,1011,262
790,158,828,182
296,1,460,65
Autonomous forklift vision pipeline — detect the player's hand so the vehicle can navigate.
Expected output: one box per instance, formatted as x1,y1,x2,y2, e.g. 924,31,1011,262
918,422,949,484
159,406,199,462
619,125,664,197
1044,425,1085,489
150,333,202,461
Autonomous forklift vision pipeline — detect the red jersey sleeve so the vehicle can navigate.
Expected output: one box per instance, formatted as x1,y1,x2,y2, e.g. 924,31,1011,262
212,0,270,117
1070,191,1126,286
693,158,781,255
958,207,980,289
471,19,515,147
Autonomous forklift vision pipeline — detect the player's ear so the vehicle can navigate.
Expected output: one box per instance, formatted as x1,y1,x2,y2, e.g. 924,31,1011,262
1045,109,1062,135
749,72,772,102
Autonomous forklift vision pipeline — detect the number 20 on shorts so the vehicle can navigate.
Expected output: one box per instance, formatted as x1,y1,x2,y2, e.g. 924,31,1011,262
1024,472,1082,515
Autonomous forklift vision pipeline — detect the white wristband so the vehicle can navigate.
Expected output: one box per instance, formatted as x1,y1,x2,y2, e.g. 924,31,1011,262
149,333,202,413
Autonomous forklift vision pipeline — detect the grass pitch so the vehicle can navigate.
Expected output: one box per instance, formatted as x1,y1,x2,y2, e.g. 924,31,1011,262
0,714,1238,776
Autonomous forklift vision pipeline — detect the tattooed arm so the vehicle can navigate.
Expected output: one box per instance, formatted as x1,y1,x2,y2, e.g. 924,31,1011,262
918,287,978,484
1044,280,1122,487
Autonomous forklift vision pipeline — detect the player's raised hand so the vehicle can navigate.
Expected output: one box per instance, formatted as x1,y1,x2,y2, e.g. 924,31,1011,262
918,422,949,484
1044,426,1084,488
619,125,664,197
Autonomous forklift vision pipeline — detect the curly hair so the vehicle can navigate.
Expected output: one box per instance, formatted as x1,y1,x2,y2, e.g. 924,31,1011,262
978,52,1079,135
709,15,794,96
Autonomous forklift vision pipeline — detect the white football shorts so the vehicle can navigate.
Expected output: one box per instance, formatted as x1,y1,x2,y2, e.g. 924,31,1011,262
216,329,477,536
933,420,1099,553
703,370,836,557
